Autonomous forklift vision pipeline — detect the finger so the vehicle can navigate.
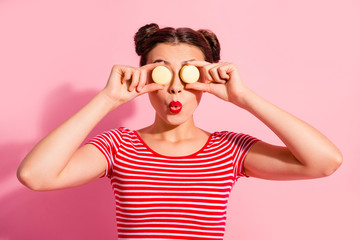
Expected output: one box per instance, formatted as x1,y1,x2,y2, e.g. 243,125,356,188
141,83,164,94
209,66,224,83
140,62,167,84
110,64,122,76
198,63,218,82
141,62,165,71
129,70,140,92
185,60,215,81
186,60,227,82
218,66,230,81
185,82,211,93
185,60,212,67
137,69,147,92
122,68,132,84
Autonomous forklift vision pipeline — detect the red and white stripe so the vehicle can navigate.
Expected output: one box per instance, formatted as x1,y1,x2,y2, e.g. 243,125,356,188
89,127,258,240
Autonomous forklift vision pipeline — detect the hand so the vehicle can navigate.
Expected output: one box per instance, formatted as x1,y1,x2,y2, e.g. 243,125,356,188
185,61,249,107
102,63,164,108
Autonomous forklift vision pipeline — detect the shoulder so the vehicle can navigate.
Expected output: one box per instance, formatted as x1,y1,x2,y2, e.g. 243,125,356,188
99,126,134,136
211,130,259,146
212,130,252,140
91,127,138,143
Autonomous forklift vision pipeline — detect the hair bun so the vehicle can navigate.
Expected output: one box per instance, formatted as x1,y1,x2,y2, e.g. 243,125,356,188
198,29,221,62
134,23,160,56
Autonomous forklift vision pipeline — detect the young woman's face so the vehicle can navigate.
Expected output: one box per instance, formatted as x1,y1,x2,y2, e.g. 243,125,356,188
146,43,206,126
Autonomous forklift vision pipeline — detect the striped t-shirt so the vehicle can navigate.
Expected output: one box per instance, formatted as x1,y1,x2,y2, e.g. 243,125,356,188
88,127,259,240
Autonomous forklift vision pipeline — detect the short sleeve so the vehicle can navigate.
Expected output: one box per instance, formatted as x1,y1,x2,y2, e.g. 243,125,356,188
87,128,122,178
231,133,259,180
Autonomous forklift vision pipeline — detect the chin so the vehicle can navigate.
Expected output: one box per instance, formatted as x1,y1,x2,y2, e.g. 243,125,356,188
163,114,192,126
155,109,195,127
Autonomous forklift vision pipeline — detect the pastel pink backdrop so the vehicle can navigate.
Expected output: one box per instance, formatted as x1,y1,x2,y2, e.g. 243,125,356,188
1,0,359,239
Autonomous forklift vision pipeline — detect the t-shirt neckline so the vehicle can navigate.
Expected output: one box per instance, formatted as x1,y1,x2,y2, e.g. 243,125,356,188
133,130,214,159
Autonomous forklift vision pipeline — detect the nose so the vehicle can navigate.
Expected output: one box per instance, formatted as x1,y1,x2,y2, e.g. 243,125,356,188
168,74,184,94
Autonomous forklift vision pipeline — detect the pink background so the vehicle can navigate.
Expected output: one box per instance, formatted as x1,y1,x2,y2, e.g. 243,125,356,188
1,0,359,239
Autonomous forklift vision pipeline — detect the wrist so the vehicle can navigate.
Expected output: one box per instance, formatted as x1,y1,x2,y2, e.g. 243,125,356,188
96,90,123,113
230,87,255,111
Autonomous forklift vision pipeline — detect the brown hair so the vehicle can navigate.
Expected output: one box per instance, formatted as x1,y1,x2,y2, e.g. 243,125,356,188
134,23,221,66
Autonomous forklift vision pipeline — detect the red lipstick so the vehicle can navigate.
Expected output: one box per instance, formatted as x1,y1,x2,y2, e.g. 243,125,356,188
169,101,182,114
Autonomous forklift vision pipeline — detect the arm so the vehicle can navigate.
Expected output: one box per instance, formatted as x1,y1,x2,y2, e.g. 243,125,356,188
17,92,113,191
236,88,342,180
17,64,163,191
186,61,343,180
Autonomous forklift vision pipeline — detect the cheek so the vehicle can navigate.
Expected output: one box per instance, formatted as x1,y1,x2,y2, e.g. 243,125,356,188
148,91,165,109
188,89,203,104
147,89,203,112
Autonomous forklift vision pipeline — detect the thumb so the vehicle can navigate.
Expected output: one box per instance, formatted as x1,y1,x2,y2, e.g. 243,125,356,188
140,83,164,94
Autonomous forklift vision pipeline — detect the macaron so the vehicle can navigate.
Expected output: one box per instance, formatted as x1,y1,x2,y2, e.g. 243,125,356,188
180,65,200,84
152,66,172,85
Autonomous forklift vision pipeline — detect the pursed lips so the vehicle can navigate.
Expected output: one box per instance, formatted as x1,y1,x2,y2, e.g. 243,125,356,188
169,101,182,114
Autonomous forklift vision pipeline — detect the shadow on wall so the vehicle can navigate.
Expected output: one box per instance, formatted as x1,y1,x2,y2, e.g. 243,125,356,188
0,84,136,240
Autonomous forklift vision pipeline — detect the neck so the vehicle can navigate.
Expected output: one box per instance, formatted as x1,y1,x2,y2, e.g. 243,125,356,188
145,114,201,142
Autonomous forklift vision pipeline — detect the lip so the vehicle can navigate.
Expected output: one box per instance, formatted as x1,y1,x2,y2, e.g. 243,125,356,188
169,101,182,114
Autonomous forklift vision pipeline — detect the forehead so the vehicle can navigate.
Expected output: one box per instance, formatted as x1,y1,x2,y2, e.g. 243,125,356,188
147,43,205,63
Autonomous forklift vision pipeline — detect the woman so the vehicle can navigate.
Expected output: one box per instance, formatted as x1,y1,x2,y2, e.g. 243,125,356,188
17,23,342,239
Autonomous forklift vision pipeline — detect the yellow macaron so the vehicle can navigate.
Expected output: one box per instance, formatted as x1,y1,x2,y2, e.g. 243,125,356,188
152,66,172,85
180,65,200,84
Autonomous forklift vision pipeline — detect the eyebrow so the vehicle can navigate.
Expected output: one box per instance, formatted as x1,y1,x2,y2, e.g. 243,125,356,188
153,59,195,64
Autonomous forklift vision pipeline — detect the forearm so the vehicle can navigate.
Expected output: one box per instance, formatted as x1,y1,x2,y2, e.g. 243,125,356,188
234,88,343,175
17,91,116,186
